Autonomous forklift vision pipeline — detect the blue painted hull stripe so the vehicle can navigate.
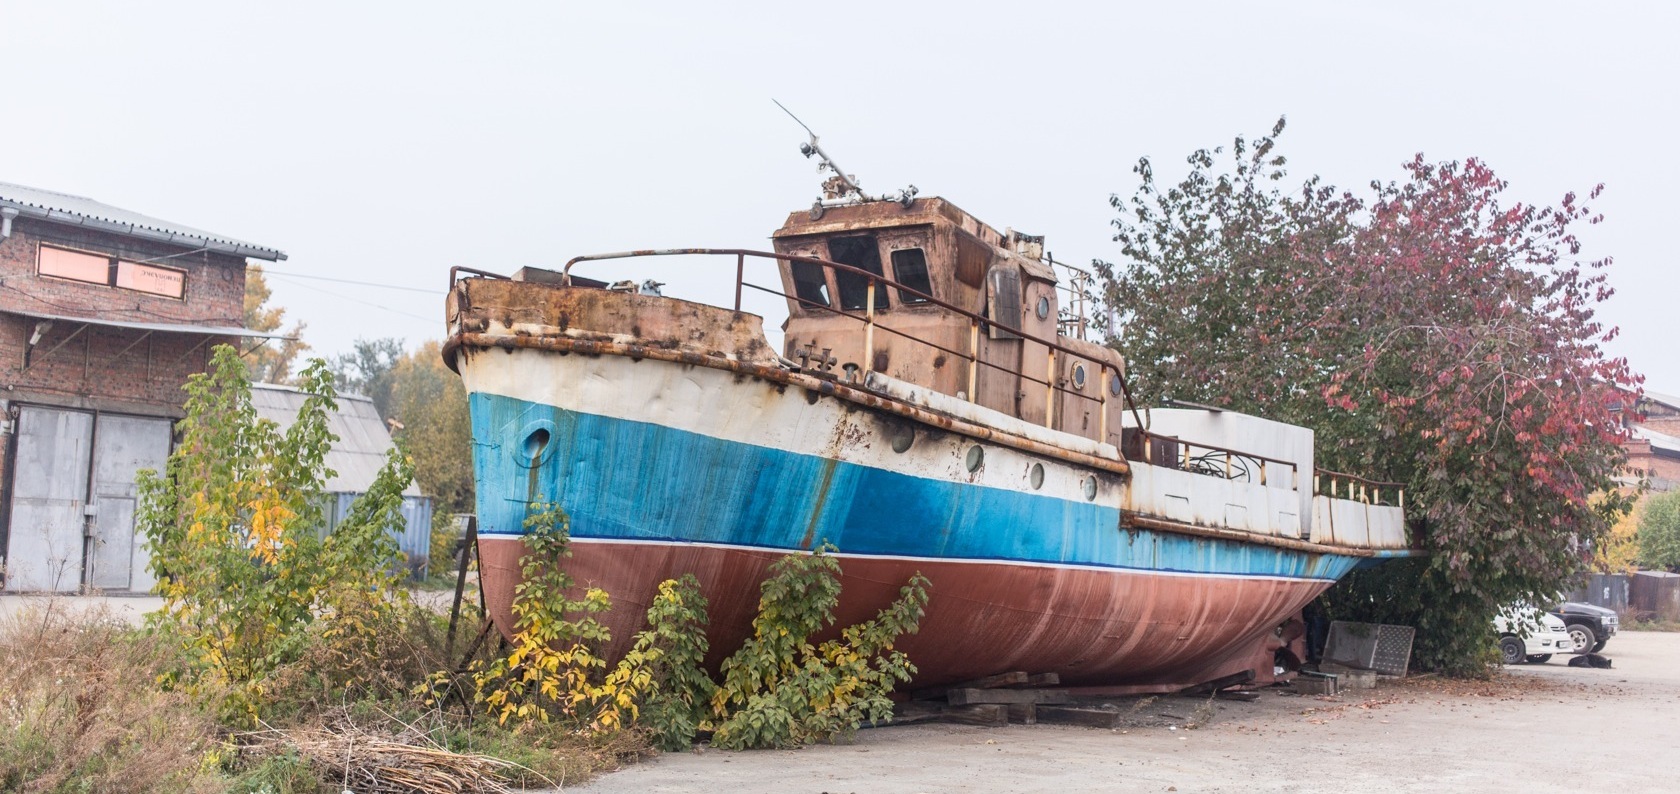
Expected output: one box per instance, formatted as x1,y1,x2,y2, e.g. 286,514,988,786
469,392,1360,583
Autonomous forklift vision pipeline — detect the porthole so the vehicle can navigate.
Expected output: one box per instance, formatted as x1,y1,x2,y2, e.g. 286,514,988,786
889,423,916,453
1072,364,1087,390
1082,476,1098,501
965,444,985,473
1109,373,1123,397
1036,295,1051,320
1029,463,1045,490
512,419,558,468
524,428,551,459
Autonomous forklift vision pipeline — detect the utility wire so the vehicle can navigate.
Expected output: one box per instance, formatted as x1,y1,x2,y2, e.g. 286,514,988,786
264,273,438,325
256,267,445,295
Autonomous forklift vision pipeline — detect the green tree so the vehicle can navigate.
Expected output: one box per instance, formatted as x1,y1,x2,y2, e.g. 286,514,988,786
241,265,308,383
1638,491,1680,570
1097,119,1637,674
138,345,415,720
386,341,474,513
330,337,405,418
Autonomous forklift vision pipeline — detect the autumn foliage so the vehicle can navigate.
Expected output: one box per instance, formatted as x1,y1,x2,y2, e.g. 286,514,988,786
1098,119,1639,674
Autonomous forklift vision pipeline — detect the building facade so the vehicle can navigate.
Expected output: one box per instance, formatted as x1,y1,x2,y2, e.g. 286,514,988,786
0,182,287,592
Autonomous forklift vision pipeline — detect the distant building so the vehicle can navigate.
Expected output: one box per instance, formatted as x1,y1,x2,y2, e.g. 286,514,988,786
251,384,433,574
1622,391,1680,493
0,181,288,592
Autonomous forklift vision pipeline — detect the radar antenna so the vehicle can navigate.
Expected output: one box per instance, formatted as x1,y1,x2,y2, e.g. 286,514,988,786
773,99,918,219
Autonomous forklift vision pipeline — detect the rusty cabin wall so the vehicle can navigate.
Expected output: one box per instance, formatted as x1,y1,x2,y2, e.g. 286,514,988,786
769,198,1126,445
774,225,968,396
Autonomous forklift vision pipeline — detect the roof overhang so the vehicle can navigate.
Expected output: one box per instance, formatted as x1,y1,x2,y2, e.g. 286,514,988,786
0,196,286,262
5,309,296,339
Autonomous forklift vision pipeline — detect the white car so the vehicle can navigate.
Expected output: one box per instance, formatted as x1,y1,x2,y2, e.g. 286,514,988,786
1494,607,1572,664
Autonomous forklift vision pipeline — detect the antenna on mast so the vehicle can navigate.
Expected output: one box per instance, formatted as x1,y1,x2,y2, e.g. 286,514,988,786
773,99,918,219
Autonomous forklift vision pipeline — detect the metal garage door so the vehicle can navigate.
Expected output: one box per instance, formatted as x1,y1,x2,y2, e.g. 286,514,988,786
5,406,94,592
4,407,172,592
88,414,172,591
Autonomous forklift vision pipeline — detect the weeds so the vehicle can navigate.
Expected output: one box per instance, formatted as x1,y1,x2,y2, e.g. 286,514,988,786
0,601,223,793
707,545,930,750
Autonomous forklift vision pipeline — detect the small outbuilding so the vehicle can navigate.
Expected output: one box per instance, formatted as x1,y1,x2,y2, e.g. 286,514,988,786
251,383,434,575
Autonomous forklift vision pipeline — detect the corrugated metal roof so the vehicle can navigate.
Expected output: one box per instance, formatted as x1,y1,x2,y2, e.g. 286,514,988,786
250,383,424,497
0,180,286,261
1632,425,1680,455
4,309,296,339
1642,390,1680,411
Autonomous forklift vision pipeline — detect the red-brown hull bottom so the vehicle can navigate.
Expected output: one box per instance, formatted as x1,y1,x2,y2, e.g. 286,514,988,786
478,537,1332,689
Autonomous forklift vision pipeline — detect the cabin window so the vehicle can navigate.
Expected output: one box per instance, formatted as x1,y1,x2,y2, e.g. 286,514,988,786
829,235,888,311
890,248,933,304
790,260,831,307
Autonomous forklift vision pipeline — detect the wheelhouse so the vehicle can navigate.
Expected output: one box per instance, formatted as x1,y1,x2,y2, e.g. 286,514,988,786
771,197,1127,447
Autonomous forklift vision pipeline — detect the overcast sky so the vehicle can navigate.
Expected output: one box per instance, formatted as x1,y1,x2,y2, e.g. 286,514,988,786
5,1,1674,391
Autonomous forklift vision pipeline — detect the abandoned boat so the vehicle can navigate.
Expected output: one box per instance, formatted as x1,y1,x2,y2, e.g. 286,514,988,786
443,165,1414,692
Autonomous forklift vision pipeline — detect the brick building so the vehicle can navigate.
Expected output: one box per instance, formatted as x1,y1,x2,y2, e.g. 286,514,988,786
1624,391,1680,493
0,182,287,592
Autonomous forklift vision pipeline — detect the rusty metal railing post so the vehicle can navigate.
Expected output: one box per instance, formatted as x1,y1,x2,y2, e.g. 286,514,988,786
1097,365,1109,443
1045,349,1057,429
864,280,876,372
734,253,745,311
967,318,979,401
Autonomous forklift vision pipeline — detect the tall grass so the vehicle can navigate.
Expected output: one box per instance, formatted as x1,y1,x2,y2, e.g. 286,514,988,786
0,600,223,793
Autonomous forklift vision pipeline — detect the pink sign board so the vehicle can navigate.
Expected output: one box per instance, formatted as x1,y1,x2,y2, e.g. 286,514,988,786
116,261,186,298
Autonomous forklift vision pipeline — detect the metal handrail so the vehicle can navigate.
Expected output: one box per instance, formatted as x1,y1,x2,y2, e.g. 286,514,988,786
453,251,1394,499
1314,468,1406,508
1133,428,1300,490
555,248,1149,434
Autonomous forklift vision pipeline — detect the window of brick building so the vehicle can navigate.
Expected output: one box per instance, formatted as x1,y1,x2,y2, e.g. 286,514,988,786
37,243,186,299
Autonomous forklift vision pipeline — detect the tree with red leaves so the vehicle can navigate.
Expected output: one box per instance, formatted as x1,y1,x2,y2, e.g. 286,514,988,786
1098,119,1639,674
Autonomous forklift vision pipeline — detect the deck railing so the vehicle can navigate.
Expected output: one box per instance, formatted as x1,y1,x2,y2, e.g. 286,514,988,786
451,253,1382,497
1128,428,1301,490
1315,469,1406,508
539,248,1148,441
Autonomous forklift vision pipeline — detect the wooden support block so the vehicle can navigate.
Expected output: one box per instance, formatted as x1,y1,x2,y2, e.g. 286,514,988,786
1181,669,1256,695
1022,673,1061,687
1007,703,1037,724
1037,706,1124,729
891,701,948,725
948,688,1073,706
912,671,1029,700
1215,690,1260,702
944,704,1009,726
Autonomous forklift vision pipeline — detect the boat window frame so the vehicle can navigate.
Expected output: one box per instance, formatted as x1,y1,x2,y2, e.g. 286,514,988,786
889,247,934,305
789,259,832,308
828,234,890,312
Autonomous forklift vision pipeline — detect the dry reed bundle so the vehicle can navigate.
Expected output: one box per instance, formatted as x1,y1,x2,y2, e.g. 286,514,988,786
240,716,551,794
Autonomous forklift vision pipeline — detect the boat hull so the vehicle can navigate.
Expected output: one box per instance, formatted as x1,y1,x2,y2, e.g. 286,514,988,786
461,345,1361,688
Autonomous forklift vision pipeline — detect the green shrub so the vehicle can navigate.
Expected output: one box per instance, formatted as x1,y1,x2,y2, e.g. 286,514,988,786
137,345,417,723
706,546,929,750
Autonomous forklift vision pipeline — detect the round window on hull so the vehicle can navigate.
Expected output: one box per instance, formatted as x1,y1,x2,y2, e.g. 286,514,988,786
965,445,985,472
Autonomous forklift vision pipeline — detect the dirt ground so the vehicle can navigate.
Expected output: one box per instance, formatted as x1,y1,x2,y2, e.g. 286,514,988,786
8,594,1672,792
573,631,1680,794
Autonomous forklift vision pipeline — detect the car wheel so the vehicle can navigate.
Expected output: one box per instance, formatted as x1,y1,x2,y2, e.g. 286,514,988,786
1499,636,1525,665
1526,654,1552,664
1592,639,1608,653
1566,623,1597,654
